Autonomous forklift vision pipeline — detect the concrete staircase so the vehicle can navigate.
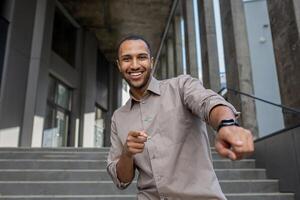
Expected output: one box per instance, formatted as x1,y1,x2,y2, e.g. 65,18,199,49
0,148,295,200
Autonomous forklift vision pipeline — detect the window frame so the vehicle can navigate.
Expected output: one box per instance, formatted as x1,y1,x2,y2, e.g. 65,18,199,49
43,75,73,147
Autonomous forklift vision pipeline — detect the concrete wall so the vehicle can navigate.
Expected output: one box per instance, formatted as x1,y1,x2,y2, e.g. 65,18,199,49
198,0,221,92
266,0,300,127
29,0,56,147
219,0,258,137
0,0,37,146
254,125,300,199
80,31,98,147
243,0,284,137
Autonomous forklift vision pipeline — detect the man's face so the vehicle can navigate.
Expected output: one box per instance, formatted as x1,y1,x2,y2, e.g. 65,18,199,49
117,39,153,90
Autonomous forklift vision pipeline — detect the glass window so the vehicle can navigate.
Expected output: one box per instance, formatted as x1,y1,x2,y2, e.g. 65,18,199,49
0,16,8,87
43,76,72,147
56,84,71,109
52,7,77,66
94,106,107,147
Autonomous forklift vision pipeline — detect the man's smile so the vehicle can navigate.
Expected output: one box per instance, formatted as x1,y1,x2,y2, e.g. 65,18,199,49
127,71,144,80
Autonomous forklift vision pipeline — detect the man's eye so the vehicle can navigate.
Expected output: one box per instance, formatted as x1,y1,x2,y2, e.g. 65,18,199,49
139,56,148,60
122,57,130,62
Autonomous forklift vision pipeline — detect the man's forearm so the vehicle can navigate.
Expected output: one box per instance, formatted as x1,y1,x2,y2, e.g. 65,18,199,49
116,153,135,183
209,105,236,130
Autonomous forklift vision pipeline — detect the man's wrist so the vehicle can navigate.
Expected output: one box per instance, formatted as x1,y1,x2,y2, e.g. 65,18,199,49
122,147,134,159
217,119,239,132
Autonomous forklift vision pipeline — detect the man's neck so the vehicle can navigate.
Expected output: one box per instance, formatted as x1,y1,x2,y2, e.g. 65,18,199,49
130,77,152,100
129,75,153,100
130,86,149,101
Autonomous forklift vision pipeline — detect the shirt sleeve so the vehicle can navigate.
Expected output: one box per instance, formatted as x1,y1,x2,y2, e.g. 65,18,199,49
178,75,240,125
106,113,132,190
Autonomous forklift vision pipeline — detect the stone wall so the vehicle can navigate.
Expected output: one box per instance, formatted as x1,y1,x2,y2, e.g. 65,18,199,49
267,0,300,127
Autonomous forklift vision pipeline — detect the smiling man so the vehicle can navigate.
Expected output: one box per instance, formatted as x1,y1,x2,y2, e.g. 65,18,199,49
107,35,254,200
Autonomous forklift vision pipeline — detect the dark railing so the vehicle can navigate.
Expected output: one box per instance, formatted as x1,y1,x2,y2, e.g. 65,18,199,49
218,87,300,115
153,0,179,72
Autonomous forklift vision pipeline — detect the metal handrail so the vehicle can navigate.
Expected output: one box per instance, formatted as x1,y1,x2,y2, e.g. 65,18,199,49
218,87,300,115
153,0,179,73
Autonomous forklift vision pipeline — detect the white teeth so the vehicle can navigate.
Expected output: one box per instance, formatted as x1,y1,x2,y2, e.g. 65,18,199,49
130,72,142,76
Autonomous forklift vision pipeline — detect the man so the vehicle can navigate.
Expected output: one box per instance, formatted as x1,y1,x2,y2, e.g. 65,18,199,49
107,35,254,199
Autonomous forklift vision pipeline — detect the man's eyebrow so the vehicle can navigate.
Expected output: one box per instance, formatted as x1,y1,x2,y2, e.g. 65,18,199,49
120,54,131,58
120,53,149,57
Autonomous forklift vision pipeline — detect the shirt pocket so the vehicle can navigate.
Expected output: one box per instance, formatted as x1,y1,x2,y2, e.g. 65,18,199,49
158,106,189,145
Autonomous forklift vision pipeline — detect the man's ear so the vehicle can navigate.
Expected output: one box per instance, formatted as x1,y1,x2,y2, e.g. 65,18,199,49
151,57,154,69
116,59,121,72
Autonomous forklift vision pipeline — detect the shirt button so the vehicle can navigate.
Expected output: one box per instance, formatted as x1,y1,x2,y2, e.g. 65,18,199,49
141,101,145,104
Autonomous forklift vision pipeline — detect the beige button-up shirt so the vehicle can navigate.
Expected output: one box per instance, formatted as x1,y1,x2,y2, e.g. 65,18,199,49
107,75,238,200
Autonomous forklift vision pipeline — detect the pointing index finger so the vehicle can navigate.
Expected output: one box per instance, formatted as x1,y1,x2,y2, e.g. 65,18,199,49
129,131,148,138
139,131,148,138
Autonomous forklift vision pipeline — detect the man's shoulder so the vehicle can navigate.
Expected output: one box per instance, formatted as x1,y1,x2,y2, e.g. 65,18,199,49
160,74,194,88
113,103,129,115
111,101,131,121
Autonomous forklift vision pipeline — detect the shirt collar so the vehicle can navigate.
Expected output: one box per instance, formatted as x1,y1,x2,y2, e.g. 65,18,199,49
124,76,161,111
147,76,161,96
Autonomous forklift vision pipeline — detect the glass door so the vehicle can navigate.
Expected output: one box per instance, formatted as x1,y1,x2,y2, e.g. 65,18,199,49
43,76,72,147
94,106,107,147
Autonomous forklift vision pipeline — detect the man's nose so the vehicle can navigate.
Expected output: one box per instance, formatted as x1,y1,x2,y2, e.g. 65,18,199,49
131,58,140,69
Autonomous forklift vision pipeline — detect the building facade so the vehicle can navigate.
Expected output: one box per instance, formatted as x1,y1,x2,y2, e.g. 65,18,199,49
0,0,122,147
0,0,299,147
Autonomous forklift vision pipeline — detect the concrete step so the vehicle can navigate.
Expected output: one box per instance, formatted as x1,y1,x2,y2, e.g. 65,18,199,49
213,159,255,169
0,148,293,200
0,152,108,160
1,151,228,160
215,169,267,180
0,159,256,170
0,160,105,169
0,180,280,195
220,180,279,193
0,193,295,200
0,148,110,152
1,147,215,152
0,168,267,181
225,193,295,200
0,169,109,181
0,147,222,153
0,195,136,200
0,181,139,195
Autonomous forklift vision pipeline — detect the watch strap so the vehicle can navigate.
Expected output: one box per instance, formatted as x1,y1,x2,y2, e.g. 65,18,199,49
217,119,239,132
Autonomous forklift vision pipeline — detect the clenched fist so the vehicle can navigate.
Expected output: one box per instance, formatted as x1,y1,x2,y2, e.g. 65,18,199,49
215,126,254,160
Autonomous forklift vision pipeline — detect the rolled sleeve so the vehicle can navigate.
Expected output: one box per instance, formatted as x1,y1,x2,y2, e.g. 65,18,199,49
106,114,131,190
178,75,240,123
205,95,240,122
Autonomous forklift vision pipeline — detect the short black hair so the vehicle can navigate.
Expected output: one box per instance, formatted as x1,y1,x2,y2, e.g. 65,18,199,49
117,35,152,59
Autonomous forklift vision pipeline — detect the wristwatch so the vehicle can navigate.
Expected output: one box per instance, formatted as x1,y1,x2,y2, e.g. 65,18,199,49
217,119,239,132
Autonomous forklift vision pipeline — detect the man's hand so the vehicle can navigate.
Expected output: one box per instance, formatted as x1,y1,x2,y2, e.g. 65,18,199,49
123,131,148,157
215,126,254,160
116,131,148,184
